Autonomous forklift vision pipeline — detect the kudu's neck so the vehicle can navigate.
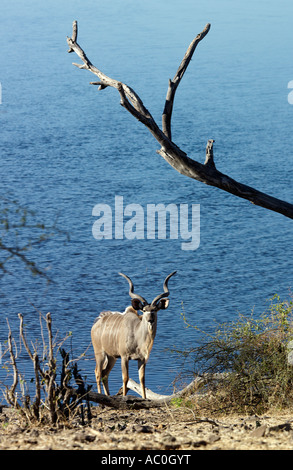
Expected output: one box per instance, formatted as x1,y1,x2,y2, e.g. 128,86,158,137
127,304,158,340
142,312,158,338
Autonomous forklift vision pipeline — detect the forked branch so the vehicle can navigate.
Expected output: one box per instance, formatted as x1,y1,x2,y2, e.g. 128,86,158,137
162,22,211,140
67,21,293,219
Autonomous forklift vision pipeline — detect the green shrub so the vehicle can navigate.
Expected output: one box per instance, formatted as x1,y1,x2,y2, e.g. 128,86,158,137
179,295,293,414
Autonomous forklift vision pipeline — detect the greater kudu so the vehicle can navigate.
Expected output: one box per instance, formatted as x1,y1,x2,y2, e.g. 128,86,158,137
91,271,176,398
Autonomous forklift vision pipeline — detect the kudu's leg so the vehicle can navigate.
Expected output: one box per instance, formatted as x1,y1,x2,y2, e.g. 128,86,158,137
101,356,116,395
138,360,146,399
94,353,107,394
95,364,102,394
121,357,129,396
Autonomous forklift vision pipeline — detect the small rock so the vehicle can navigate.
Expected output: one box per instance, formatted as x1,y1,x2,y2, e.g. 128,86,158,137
160,435,179,450
269,422,292,433
192,440,208,448
24,438,38,445
132,424,153,433
250,425,267,438
118,423,127,431
161,434,176,443
106,425,115,432
208,434,221,444
74,431,96,443
86,434,96,442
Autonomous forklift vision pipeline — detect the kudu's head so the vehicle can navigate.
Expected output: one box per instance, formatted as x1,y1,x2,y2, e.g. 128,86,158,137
118,271,176,326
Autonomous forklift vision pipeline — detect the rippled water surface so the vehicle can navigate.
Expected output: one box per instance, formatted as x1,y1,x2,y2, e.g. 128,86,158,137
1,0,293,394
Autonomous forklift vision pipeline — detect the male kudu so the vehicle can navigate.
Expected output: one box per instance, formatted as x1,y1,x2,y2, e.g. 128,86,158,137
91,271,176,398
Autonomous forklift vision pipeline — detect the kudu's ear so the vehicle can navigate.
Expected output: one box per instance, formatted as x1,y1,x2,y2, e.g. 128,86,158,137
131,298,144,311
157,298,170,310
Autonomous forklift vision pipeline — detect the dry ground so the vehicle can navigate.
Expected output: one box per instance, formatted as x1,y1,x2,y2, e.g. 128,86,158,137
1,404,293,451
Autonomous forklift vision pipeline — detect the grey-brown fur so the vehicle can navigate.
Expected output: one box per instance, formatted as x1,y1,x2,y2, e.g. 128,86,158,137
91,272,176,398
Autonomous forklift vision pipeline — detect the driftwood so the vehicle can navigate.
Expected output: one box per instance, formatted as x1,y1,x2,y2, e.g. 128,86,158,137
74,377,205,410
67,21,293,219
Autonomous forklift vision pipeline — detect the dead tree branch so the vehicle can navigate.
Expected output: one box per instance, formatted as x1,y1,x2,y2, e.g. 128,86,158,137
33,353,41,420
67,21,293,219
67,377,205,410
162,23,211,140
2,313,92,424
5,319,20,409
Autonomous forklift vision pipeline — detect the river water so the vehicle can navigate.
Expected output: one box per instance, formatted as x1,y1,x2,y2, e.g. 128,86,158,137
0,0,293,395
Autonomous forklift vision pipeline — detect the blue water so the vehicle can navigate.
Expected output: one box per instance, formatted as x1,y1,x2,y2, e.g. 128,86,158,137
1,0,293,396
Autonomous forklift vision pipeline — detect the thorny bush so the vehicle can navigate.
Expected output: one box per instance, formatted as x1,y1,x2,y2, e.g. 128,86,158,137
1,312,91,426
177,295,293,414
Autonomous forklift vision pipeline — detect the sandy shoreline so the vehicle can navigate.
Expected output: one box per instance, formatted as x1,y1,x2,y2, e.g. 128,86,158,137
1,405,293,451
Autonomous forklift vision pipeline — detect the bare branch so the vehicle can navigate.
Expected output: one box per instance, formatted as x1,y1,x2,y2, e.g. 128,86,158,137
72,19,78,43
90,81,108,90
67,21,293,219
67,21,170,149
67,23,148,114
67,20,78,51
46,313,57,424
162,23,211,140
18,313,34,361
204,139,216,168
33,353,41,420
6,319,20,408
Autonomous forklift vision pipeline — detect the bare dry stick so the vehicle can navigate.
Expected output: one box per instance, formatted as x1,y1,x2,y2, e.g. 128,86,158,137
67,21,293,219
6,319,19,408
46,313,57,424
19,313,45,382
33,353,41,420
18,313,33,361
